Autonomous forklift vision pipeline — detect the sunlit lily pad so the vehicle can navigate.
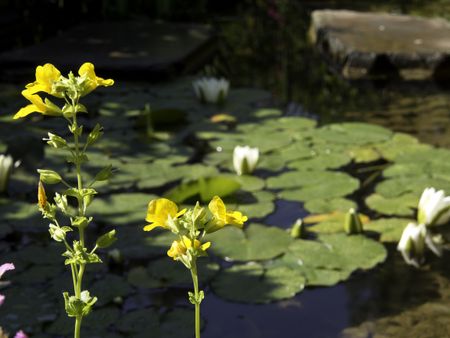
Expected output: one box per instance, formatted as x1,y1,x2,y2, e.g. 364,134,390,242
165,175,241,203
280,233,387,285
304,198,356,214
278,172,359,201
211,262,305,303
206,223,292,261
287,151,352,170
364,217,411,242
366,193,417,217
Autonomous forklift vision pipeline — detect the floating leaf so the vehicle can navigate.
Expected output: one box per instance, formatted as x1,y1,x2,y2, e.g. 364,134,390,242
304,198,356,214
206,223,292,261
128,258,219,289
165,175,241,203
211,263,305,303
366,193,417,217
364,217,411,242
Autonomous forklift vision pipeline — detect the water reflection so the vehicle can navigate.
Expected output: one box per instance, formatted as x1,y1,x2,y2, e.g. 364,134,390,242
216,0,450,147
203,286,349,338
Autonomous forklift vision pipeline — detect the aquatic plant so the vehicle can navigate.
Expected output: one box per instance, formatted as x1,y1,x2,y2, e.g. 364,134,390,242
192,77,229,104
344,208,364,235
143,196,247,338
417,187,450,226
14,63,116,338
233,145,259,176
397,187,448,267
0,155,20,194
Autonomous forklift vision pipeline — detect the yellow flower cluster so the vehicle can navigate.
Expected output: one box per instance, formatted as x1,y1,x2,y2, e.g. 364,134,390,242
14,63,114,119
143,196,247,265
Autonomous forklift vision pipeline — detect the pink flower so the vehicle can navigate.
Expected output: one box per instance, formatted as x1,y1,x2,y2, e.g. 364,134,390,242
14,330,28,338
0,294,4,306
0,263,14,279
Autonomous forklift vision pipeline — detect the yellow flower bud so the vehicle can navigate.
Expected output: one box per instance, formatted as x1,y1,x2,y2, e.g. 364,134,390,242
38,181,47,209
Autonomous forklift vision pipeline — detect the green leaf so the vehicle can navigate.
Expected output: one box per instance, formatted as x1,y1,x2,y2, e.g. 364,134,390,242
211,263,305,303
206,223,292,261
96,229,118,248
366,193,417,217
165,175,241,203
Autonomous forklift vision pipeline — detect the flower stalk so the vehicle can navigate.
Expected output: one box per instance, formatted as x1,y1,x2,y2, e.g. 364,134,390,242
143,196,247,338
14,63,116,338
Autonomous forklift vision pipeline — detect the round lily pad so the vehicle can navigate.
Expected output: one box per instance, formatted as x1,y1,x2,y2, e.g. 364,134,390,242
278,173,359,201
206,223,292,261
304,198,356,214
366,193,417,217
364,217,411,242
90,192,157,226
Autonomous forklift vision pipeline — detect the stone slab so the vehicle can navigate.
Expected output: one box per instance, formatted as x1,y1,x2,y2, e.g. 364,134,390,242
309,10,450,80
0,21,214,80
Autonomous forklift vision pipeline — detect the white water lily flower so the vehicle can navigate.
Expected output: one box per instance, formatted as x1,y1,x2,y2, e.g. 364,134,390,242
0,154,20,193
397,222,441,268
233,145,259,176
417,187,450,226
192,77,229,104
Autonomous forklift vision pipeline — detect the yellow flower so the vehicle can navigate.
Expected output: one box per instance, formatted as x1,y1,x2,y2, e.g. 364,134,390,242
78,62,114,96
167,236,211,260
25,63,63,97
207,196,247,233
13,89,62,119
143,198,186,232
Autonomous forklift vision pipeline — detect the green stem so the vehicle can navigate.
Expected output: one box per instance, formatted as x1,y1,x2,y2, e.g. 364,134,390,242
72,108,87,338
75,316,82,338
190,261,201,338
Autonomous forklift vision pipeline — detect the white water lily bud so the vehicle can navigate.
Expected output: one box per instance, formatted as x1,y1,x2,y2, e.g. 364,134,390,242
0,154,19,193
192,77,229,104
397,222,427,268
233,145,259,176
417,187,450,226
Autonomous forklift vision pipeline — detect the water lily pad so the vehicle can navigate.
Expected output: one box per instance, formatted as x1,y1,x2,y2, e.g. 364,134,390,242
282,234,387,281
165,175,241,203
376,133,431,161
347,145,381,163
233,174,265,192
288,151,352,170
117,307,195,338
211,262,305,303
90,193,157,225
364,217,411,242
234,190,276,219
314,122,392,145
375,176,450,198
90,274,133,306
278,173,360,201
128,258,219,289
366,193,417,217
304,198,356,214
206,223,292,261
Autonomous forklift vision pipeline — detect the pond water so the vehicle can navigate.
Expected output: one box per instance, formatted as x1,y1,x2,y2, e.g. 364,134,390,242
1,1,450,338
